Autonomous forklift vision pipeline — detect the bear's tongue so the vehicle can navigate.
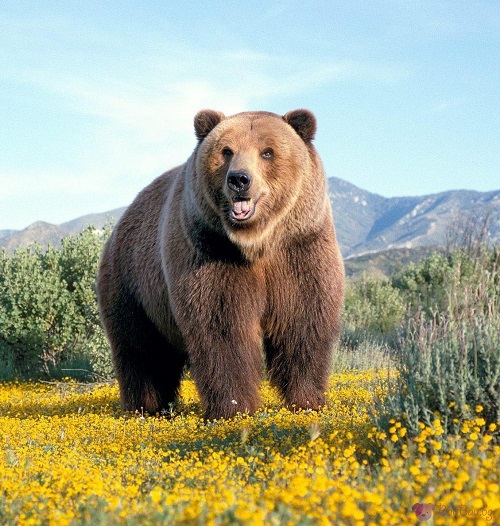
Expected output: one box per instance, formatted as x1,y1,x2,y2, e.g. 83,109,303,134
231,198,253,220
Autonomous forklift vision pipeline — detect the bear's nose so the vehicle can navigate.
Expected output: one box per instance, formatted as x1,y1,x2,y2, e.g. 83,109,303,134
227,170,252,192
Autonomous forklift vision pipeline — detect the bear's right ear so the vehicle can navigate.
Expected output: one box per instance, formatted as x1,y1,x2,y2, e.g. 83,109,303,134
194,110,225,141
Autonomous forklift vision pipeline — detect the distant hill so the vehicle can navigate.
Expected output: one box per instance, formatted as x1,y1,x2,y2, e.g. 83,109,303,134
1,177,499,260
1,222,70,253
343,245,444,281
60,207,127,235
0,229,16,242
328,178,499,257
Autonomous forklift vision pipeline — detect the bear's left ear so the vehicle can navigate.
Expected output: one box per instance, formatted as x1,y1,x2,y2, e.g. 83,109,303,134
283,109,317,142
194,109,225,141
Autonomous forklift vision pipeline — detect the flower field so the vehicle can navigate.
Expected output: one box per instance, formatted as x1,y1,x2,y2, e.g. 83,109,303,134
1,372,499,525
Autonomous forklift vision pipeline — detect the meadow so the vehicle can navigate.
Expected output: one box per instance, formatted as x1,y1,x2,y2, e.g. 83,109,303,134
0,226,499,525
1,372,498,525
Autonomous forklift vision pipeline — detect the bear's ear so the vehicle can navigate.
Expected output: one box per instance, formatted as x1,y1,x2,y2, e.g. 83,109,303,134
283,109,317,142
194,110,225,141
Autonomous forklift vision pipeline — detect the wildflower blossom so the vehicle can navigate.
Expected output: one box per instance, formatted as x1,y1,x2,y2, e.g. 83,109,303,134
0,373,498,525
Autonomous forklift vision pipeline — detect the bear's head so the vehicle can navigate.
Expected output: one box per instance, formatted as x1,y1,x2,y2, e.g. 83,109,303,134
191,109,323,253
412,503,434,522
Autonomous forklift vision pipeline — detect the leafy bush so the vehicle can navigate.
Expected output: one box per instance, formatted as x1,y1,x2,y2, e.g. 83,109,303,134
391,246,499,316
391,252,453,314
342,275,406,340
0,227,112,379
57,228,113,378
377,246,500,440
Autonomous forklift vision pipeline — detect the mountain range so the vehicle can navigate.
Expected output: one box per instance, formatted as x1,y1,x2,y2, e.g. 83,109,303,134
329,178,499,257
1,177,499,259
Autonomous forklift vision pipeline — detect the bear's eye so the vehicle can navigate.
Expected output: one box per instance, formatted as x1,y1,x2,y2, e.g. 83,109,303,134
222,147,233,159
261,148,274,160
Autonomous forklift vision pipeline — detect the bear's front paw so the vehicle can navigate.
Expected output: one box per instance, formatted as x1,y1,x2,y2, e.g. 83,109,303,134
203,396,260,420
286,393,326,413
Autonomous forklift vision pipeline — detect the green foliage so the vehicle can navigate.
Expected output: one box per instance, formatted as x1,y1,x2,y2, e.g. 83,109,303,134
376,246,500,440
0,227,112,380
343,275,406,338
57,228,113,379
391,252,453,314
391,246,500,316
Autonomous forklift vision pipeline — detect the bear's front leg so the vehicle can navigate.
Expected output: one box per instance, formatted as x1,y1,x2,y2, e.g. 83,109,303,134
264,243,344,412
172,262,266,420
265,329,334,412
190,336,263,420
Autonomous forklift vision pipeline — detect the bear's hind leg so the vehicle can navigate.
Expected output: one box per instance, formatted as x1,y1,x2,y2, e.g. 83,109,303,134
101,292,186,415
114,338,186,415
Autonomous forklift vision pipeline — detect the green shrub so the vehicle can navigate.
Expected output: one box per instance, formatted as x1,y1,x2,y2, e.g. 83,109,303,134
377,246,500,440
391,252,453,314
392,246,499,316
342,275,406,339
0,227,112,380
331,339,395,373
57,228,113,379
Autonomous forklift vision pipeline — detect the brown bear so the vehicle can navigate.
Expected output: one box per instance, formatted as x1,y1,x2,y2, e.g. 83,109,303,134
97,109,344,420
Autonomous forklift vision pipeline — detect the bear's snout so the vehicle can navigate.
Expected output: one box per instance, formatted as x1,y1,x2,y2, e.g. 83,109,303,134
226,170,259,222
227,170,252,193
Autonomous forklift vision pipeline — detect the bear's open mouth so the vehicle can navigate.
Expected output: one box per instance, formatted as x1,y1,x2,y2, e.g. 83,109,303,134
230,197,256,221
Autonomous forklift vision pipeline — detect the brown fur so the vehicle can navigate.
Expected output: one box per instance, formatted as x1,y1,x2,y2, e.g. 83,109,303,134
97,109,345,419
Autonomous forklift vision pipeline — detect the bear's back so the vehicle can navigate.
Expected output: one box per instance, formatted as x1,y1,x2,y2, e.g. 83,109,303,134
102,165,184,322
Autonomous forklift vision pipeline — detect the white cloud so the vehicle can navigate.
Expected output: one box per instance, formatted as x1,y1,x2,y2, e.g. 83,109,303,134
1,37,408,228
430,97,466,113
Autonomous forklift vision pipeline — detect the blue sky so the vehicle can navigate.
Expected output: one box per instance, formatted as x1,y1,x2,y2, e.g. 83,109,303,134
1,1,499,230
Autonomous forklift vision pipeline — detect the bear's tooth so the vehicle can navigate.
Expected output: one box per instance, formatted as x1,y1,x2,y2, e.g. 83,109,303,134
241,199,250,212
233,200,242,214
